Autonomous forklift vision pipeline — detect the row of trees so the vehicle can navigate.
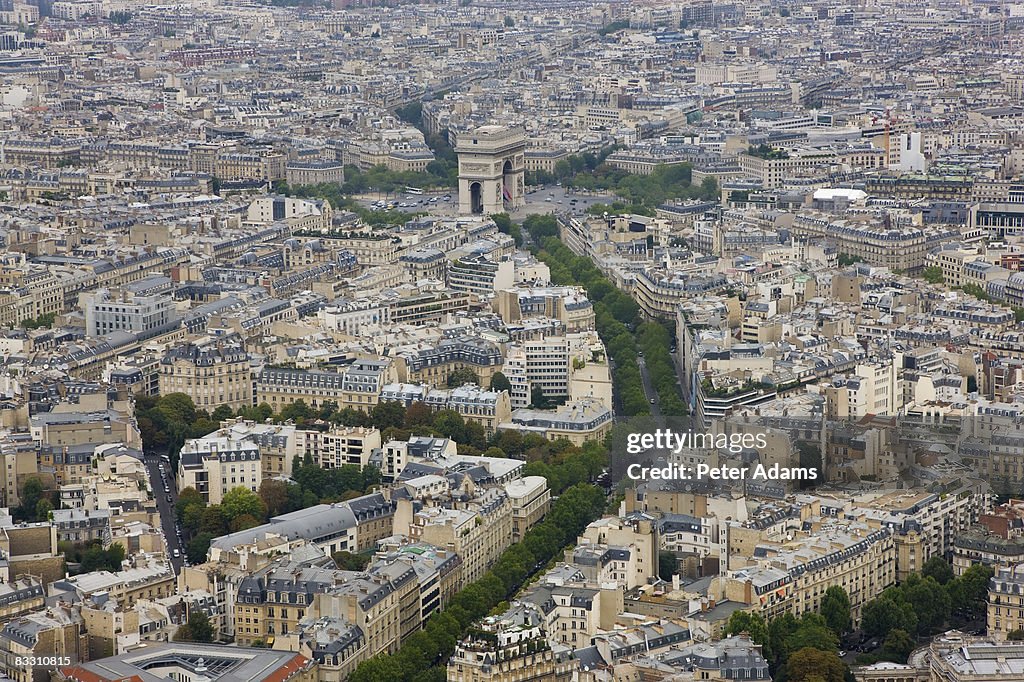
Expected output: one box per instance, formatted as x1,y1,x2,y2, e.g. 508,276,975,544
525,145,621,186
859,557,992,656
176,486,269,564
724,605,846,682
637,321,688,415
19,312,57,330
523,214,688,417
559,161,718,212
348,484,608,682
273,180,422,228
724,559,990,682
136,393,221,471
59,541,126,574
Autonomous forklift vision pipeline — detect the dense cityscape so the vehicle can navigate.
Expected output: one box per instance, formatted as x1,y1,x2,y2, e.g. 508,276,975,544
0,0,1023,681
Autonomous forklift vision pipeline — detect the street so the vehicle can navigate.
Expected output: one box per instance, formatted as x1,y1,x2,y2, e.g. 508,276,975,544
144,453,186,575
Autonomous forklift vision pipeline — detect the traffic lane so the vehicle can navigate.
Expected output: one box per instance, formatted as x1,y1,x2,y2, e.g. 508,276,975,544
637,357,662,417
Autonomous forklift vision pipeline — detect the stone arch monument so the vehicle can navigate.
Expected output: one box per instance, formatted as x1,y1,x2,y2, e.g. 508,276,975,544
455,125,526,215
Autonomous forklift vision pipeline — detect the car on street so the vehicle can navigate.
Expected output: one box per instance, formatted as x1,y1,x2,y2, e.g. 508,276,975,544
173,549,180,558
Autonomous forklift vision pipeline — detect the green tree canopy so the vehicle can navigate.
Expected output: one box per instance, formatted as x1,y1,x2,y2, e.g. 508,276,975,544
922,556,954,585
489,371,512,393
785,648,844,682
175,611,215,643
446,367,479,387
821,586,852,636
221,486,267,524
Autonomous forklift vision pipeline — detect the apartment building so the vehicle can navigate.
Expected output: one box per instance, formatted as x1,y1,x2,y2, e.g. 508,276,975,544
395,337,503,387
285,161,344,187
954,530,1024,576
723,524,896,623
0,609,85,682
396,488,513,585
423,384,512,435
502,398,614,445
494,287,595,333
177,433,262,505
56,642,316,682
235,563,346,645
789,213,961,272
158,340,253,411
447,254,515,299
503,332,611,410
738,146,883,189
256,359,396,413
447,604,575,682
208,493,395,559
989,563,1024,638
505,476,551,543
297,425,381,470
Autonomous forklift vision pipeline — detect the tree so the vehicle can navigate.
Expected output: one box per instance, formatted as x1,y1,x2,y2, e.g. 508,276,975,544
279,399,312,423
334,551,371,571
221,486,266,524
821,586,852,636
176,487,204,522
1009,629,1024,641
489,372,512,393
404,401,431,428
769,612,800,665
949,564,993,618
229,514,261,532
785,613,839,654
258,479,289,517
175,611,215,643
921,266,944,285
880,629,915,663
19,476,44,520
922,556,954,585
211,405,234,422
529,384,550,409
862,594,918,639
200,506,227,535
785,648,843,682
905,575,951,635
370,400,406,431
658,551,676,580
35,499,53,521
724,611,772,661
186,532,215,564
503,15,514,27
446,367,478,388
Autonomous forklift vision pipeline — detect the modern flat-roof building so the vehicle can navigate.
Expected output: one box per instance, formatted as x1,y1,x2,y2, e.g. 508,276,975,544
58,642,316,682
